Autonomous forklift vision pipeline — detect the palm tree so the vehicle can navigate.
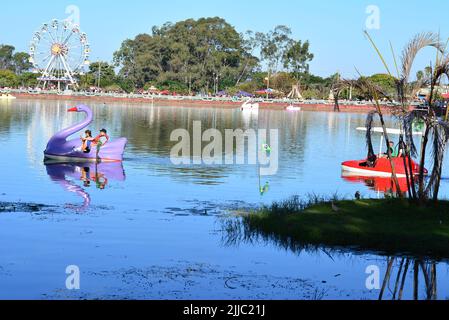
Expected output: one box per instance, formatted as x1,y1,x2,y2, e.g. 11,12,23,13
335,77,404,196
343,32,449,202
394,33,449,202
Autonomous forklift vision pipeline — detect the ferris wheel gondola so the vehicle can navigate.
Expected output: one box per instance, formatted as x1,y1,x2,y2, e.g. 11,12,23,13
29,19,90,91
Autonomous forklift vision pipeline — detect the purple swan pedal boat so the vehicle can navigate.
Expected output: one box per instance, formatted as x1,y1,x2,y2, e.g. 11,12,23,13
44,104,127,162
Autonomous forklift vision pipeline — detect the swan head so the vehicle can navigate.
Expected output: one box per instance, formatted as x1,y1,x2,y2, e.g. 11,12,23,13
68,104,91,113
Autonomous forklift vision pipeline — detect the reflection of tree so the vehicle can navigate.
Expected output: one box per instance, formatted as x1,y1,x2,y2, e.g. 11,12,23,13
0,103,13,136
117,107,253,185
119,106,258,154
167,166,228,186
379,257,437,301
221,219,440,301
0,102,34,137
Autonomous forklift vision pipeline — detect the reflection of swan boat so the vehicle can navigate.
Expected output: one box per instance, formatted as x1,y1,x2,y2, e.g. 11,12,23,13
44,104,127,163
45,161,126,210
342,127,426,177
286,105,301,112
241,100,260,111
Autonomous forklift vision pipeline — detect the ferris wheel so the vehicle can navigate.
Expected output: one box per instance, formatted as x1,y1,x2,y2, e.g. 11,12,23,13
29,19,90,90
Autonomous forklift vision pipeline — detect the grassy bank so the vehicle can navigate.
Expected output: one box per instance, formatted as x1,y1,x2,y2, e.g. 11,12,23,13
238,197,449,258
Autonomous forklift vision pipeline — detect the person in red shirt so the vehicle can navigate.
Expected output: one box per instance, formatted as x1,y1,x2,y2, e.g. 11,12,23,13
93,129,109,158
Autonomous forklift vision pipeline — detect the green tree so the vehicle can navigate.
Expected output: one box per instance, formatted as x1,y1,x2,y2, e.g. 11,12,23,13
18,72,39,87
79,73,96,89
237,71,267,93
114,17,255,92
416,70,424,81
0,45,15,70
235,31,260,86
0,69,19,87
115,76,134,93
283,40,314,81
257,26,292,74
0,45,32,75
367,74,397,96
270,72,296,94
12,52,32,75
88,61,116,88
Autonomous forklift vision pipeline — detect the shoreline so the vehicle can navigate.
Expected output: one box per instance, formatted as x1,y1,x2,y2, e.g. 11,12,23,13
232,198,449,259
10,92,407,114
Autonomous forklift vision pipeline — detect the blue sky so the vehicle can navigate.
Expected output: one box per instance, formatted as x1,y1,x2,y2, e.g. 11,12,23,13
1,0,448,78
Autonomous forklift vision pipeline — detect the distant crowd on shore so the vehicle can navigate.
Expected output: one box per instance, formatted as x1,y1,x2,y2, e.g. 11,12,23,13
1,86,447,109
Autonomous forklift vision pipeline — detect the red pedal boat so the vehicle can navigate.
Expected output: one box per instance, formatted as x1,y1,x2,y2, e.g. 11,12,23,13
342,157,424,178
341,127,427,178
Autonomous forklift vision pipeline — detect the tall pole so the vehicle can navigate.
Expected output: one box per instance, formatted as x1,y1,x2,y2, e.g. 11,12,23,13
216,74,219,95
97,59,102,89
189,74,192,96
267,69,270,100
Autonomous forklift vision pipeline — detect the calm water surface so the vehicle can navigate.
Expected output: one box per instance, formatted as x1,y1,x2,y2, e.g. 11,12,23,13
1,99,449,300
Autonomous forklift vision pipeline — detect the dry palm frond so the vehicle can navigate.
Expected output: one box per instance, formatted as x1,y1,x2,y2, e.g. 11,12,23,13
333,79,355,92
335,78,394,102
403,110,427,158
432,55,449,87
409,76,432,102
401,32,444,83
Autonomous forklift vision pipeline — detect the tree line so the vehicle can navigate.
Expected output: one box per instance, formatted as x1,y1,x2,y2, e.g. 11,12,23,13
0,17,428,98
0,17,320,95
0,45,36,88
112,17,318,96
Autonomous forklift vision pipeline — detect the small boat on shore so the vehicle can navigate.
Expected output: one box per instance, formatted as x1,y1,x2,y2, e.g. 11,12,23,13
286,105,301,112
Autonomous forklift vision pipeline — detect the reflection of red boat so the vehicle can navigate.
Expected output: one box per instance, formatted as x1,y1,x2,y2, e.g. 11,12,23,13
342,157,426,178
342,173,411,193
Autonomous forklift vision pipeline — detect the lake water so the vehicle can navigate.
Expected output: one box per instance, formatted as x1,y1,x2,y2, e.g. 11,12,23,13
1,99,449,300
